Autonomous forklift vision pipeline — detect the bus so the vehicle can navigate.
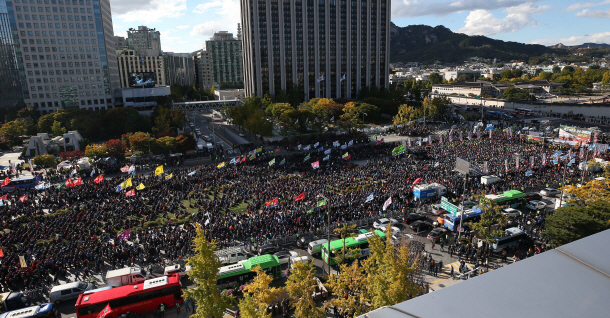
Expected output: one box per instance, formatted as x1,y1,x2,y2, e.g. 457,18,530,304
74,274,183,318
0,303,60,318
216,254,281,290
486,190,528,208
491,227,529,252
2,175,41,192
321,230,387,265
444,210,483,231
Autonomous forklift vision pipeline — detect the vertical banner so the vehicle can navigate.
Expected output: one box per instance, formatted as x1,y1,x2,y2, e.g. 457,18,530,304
428,135,432,145
477,131,481,139
542,153,546,166
516,158,520,170
594,132,599,144
408,138,411,147
483,161,488,174
530,156,534,168
460,132,463,141
19,255,27,268
505,159,509,172
468,131,472,140
489,129,492,139
440,134,443,143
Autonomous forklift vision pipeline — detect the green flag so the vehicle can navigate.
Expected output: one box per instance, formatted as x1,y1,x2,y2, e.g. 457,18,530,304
304,154,311,162
392,144,406,156
279,158,286,165
269,158,275,166
317,199,327,207
342,152,349,159
307,208,314,214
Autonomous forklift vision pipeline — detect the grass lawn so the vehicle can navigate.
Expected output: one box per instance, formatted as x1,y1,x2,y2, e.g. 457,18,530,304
230,201,250,214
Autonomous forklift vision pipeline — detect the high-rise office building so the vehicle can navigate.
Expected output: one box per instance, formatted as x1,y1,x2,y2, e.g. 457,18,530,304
116,48,166,88
3,0,120,112
114,35,126,50
193,48,212,89
205,31,243,89
240,0,390,100
163,52,195,86
127,25,160,57
0,0,24,108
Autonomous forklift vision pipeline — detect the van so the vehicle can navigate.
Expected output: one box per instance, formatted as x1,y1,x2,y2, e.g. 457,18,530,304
105,267,146,287
0,303,60,318
289,256,310,269
49,282,94,304
307,239,329,255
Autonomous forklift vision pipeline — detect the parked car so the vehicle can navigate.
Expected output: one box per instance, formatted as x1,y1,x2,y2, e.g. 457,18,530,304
404,213,427,224
373,218,399,230
427,227,448,242
525,192,543,201
296,235,317,249
163,264,192,277
381,226,401,236
258,244,280,255
409,220,433,232
540,188,561,196
526,200,547,211
502,208,521,218
49,282,94,304
274,251,299,265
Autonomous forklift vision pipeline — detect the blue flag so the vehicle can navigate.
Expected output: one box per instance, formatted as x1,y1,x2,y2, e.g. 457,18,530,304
567,158,575,166
525,170,533,176
365,193,374,203
318,146,324,152
188,170,197,176
324,149,331,155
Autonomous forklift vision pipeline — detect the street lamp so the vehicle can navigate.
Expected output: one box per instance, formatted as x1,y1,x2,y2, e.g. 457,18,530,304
317,194,331,277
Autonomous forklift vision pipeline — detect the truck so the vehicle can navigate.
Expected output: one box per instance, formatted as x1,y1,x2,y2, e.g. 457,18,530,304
413,183,446,199
481,175,501,185
214,246,247,266
105,267,146,287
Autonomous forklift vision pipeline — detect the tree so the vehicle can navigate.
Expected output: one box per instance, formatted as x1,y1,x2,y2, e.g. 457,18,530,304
539,71,553,81
129,132,151,153
266,103,294,118
33,154,57,167
285,260,325,318
469,195,508,243
500,69,513,79
156,136,177,152
601,71,610,85
51,120,66,136
239,266,282,318
393,104,417,125
185,225,234,318
333,223,359,267
552,66,561,74
176,133,197,153
562,177,610,207
38,113,56,133
0,120,26,141
105,139,126,159
85,144,106,159
428,73,443,84
542,200,610,247
511,69,524,78
324,260,369,317
58,150,85,162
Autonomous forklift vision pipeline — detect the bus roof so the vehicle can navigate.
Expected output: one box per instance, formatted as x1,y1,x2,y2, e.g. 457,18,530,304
9,177,35,182
328,230,386,250
2,304,53,318
217,255,280,279
247,254,280,269
503,190,526,199
76,274,180,307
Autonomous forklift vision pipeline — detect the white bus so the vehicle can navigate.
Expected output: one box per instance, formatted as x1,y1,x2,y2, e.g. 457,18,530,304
492,227,528,252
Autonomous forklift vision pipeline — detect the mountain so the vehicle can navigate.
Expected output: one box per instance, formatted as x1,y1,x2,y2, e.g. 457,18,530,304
389,23,556,64
551,43,610,49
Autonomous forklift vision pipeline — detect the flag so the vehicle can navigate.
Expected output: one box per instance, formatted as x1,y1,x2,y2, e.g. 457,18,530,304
324,149,331,155
340,74,346,82
128,166,136,175
256,147,263,153
342,152,349,159
298,144,302,150
165,173,173,180
217,162,226,169
312,161,320,169
275,148,280,153
568,158,575,166
19,194,28,202
295,119,299,124
304,154,311,162
553,158,558,165
279,158,286,165
304,145,311,151
318,146,324,152
365,193,374,203
155,165,164,176
434,162,439,167
120,165,130,173
333,140,340,147
317,199,327,207
525,170,533,177
117,229,130,240
230,158,236,164
392,144,406,156
74,177,82,186
65,178,74,187
348,140,353,147
70,169,78,176
294,192,305,202
383,196,392,211
1,177,9,187
412,177,421,185
0,249,3,257
126,189,135,197
269,158,275,166
241,155,247,162
249,153,256,160
460,132,463,141
323,155,330,161
136,183,145,190
96,304,112,318
418,137,422,145
90,169,95,177
266,198,279,208
94,174,104,184
204,218,210,226
341,144,347,149
314,142,319,148
375,140,381,146
530,156,535,168
330,116,334,122
307,208,314,214
316,75,324,82
542,153,546,166
123,178,133,188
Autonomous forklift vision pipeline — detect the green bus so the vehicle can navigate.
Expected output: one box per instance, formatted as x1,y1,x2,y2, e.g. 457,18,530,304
485,190,527,208
216,254,281,290
321,230,387,265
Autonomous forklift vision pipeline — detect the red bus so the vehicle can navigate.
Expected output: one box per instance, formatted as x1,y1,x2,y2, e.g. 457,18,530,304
74,274,183,318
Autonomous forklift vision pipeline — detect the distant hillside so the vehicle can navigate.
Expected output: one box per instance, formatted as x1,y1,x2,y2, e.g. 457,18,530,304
551,43,610,49
390,23,556,64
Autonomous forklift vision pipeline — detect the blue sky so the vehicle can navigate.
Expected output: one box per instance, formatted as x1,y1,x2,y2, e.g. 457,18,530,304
110,0,610,53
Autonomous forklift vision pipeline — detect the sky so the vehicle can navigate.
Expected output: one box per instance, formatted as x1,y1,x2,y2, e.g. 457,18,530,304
109,0,610,53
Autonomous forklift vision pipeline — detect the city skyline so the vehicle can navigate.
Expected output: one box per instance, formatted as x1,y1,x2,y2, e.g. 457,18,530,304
110,0,610,54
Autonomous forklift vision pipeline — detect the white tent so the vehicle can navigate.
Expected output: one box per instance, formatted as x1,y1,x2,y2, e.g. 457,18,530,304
77,158,91,170
56,161,72,170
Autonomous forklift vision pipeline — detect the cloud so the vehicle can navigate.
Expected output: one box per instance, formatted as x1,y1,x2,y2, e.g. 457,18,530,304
175,25,190,30
192,0,240,36
576,8,610,17
110,0,186,23
391,0,541,18
456,3,550,36
531,32,610,46
566,0,610,12
190,21,223,39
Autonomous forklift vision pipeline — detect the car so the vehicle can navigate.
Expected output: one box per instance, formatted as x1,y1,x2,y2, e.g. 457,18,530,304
393,223,408,232
409,220,433,232
404,213,427,224
502,208,521,218
540,188,561,196
373,218,399,229
296,235,317,249
163,264,193,277
381,226,401,236
427,227,448,242
238,133,246,137
526,192,543,201
526,200,547,211
431,204,448,215
274,251,299,265
258,244,281,255
189,123,194,127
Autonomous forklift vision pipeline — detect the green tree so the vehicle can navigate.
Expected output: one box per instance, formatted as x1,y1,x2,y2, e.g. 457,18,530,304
469,195,508,243
428,73,443,84
285,260,326,318
552,66,561,74
156,136,177,152
51,120,66,136
185,225,234,318
38,113,56,133
266,103,294,117
33,154,57,167
0,120,26,140
539,71,553,81
128,132,151,153
393,104,417,125
500,69,513,79
542,200,610,247
239,266,282,318
84,144,106,159
602,72,610,85
512,69,524,78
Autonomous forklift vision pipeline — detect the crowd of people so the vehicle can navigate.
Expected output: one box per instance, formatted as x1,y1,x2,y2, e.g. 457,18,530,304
0,123,606,299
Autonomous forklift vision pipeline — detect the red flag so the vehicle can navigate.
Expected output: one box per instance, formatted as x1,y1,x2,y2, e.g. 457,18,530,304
126,189,135,197
120,165,130,173
19,194,28,202
275,148,280,153
0,248,3,257
94,174,104,184
0,194,7,200
96,304,112,318
74,177,82,186
294,192,305,202
413,177,422,185
0,177,9,187
265,198,278,207
65,178,74,187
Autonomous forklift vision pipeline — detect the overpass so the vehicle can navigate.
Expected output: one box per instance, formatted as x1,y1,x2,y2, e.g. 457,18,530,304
171,99,242,110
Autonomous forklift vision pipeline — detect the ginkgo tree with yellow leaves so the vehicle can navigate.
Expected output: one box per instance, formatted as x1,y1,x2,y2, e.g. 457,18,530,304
238,266,282,318
285,259,326,318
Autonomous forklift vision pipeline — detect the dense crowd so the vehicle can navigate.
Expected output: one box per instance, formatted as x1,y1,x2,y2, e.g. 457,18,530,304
0,126,605,296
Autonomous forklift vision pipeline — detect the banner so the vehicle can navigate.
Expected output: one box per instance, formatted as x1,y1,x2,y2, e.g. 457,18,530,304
408,138,412,147
559,125,593,143
392,144,406,156
483,161,488,174
269,158,275,166
594,132,599,144
294,192,305,202
516,158,520,169
460,132,463,141
505,159,508,172
365,193,374,203
19,255,27,268
542,153,546,166
383,196,392,211
530,156,534,168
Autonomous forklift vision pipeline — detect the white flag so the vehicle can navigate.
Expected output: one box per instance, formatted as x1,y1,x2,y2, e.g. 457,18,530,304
383,196,392,211
340,74,346,82
71,169,77,175
316,75,324,83
90,169,95,177
204,218,210,226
